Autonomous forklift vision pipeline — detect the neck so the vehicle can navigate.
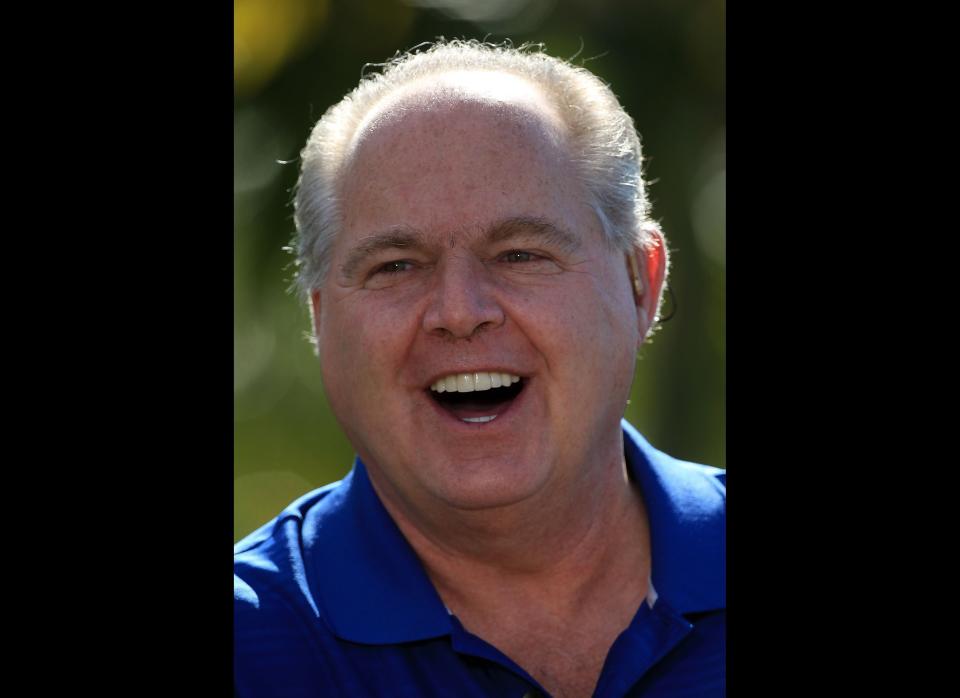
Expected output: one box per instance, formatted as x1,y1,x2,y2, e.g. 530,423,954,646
367,444,651,615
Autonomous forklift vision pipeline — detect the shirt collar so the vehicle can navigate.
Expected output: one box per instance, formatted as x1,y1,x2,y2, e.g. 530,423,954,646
620,419,726,615
306,420,725,644
302,461,453,644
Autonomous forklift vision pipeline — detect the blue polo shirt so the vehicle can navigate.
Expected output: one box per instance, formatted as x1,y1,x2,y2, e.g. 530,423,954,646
234,420,725,697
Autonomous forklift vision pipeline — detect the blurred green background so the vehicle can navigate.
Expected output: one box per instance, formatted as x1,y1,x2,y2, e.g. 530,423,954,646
234,0,725,541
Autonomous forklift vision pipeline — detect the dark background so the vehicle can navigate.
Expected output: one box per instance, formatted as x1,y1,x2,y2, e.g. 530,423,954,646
234,0,725,540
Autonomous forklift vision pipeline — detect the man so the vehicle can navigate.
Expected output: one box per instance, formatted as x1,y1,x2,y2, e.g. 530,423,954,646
235,40,724,698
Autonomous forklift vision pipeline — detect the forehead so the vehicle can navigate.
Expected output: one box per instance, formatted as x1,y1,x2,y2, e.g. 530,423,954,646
348,70,567,158
336,72,597,247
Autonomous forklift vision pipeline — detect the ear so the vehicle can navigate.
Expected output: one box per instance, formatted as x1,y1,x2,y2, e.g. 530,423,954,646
309,289,323,341
627,225,668,341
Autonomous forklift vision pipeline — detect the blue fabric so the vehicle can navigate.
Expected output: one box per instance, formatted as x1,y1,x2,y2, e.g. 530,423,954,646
235,420,725,697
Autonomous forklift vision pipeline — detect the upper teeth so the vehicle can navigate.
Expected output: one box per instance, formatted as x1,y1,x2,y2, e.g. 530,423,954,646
430,372,521,393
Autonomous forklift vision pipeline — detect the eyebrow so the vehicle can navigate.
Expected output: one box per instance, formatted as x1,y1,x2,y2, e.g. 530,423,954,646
338,216,582,281
339,227,426,280
485,216,582,253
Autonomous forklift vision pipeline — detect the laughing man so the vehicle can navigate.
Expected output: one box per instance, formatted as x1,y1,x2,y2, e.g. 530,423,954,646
234,40,725,698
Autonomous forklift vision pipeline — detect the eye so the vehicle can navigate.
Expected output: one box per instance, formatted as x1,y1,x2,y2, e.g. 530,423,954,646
374,260,414,275
500,250,538,263
492,248,563,275
363,259,423,290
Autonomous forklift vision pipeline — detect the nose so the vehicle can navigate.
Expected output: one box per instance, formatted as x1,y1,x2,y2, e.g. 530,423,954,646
422,256,505,339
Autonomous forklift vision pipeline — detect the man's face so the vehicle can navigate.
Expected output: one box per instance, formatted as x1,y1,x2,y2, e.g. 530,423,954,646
313,75,645,515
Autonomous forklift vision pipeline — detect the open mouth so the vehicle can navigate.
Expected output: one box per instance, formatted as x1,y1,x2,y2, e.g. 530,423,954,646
428,371,526,424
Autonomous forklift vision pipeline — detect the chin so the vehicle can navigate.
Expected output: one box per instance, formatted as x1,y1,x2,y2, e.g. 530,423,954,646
418,453,551,512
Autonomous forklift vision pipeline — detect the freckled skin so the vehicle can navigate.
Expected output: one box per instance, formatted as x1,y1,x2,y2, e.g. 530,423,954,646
312,76,649,519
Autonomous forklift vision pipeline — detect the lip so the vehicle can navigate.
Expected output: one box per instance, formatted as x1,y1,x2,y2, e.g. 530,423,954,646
421,375,532,430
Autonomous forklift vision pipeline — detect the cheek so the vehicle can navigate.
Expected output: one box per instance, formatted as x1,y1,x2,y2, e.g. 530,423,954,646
519,275,636,368
318,297,418,396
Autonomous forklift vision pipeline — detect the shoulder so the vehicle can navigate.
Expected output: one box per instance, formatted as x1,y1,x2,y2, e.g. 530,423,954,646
622,419,725,511
621,420,725,612
234,477,346,610
662,455,726,504
234,480,348,694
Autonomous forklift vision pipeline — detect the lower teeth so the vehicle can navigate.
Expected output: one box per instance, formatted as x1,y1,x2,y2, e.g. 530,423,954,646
462,415,497,424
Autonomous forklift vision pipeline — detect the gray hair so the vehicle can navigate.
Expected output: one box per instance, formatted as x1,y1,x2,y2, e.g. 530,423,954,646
292,39,667,301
